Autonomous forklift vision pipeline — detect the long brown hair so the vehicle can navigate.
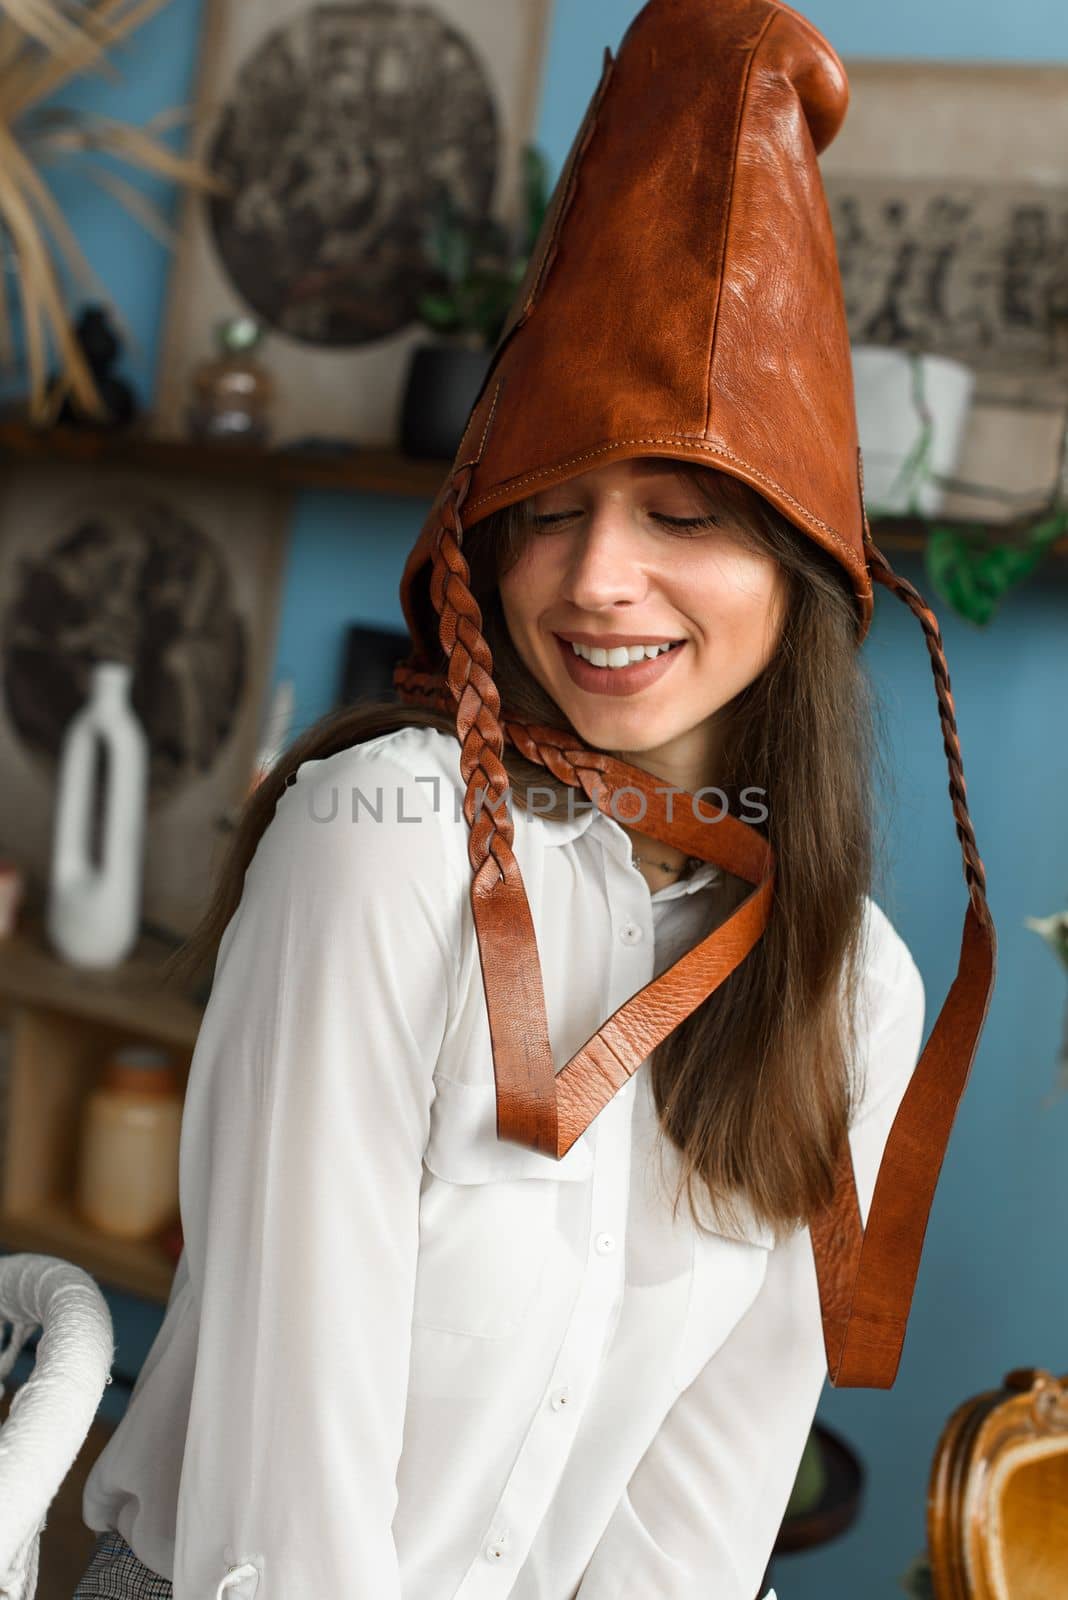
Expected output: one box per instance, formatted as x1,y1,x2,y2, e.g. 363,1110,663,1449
167,463,889,1242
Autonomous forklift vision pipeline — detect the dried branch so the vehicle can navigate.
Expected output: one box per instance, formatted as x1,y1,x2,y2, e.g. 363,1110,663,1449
0,0,226,419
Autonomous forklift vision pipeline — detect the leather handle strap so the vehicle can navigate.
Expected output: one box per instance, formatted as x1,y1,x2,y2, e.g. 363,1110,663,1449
804,460,998,1386
809,900,995,1386
504,725,778,1151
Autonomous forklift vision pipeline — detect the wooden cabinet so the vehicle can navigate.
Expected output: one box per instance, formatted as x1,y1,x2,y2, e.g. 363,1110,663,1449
0,918,203,1302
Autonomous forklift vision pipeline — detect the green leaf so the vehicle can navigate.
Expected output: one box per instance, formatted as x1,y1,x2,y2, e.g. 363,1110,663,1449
414,143,553,340
924,508,1068,626
423,188,473,284
416,293,462,334
521,142,551,252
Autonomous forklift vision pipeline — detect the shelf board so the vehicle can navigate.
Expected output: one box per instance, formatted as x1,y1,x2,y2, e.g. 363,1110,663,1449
1,410,1065,554
0,918,203,1050
0,1200,175,1303
0,412,449,498
868,514,1068,558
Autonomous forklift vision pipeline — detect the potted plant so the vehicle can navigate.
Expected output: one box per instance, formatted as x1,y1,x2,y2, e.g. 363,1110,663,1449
400,144,550,461
853,344,1068,627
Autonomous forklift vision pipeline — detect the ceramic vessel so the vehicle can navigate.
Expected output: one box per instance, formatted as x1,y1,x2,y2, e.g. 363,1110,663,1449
47,660,148,968
851,345,975,516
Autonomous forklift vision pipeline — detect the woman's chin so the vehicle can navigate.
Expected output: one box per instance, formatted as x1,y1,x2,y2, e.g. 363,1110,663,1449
556,691,667,753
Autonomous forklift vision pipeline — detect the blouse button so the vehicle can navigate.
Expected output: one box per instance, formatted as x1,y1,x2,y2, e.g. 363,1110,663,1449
595,1232,616,1255
619,921,643,945
484,1541,506,1562
550,1385,571,1411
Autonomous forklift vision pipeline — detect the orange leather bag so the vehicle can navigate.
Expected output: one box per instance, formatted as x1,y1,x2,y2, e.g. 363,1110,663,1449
393,0,997,1390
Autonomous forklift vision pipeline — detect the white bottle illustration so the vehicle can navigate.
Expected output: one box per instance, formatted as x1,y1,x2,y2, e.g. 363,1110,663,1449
47,660,149,968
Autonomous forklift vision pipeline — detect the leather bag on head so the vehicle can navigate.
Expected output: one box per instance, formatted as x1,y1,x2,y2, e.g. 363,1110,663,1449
393,0,997,1390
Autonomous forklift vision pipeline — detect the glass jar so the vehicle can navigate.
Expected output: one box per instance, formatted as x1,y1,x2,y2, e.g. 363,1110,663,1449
186,315,276,444
77,1045,184,1240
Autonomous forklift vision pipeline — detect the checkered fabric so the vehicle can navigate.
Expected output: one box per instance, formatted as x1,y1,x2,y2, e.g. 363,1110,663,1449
73,1530,172,1598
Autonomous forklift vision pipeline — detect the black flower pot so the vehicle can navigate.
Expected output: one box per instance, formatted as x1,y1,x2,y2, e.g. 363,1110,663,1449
400,342,494,461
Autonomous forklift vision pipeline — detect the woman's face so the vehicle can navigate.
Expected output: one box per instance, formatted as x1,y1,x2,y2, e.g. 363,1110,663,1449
497,457,787,792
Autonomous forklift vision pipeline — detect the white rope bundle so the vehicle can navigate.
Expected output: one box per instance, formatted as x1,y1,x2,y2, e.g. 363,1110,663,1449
0,1254,114,1600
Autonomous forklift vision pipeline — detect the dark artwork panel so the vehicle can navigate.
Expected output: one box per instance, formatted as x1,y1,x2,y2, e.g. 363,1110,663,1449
155,0,552,447
3,501,247,799
826,178,1068,378
206,3,499,348
0,465,289,937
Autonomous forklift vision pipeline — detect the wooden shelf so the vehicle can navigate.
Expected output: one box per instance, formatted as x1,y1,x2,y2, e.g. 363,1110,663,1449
0,917,203,1051
0,412,449,498
0,919,201,1303
2,411,1065,554
869,514,1068,558
0,1200,175,1303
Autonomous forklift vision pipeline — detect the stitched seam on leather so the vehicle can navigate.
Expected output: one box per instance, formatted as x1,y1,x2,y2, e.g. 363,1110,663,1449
527,47,615,316
457,375,500,466
455,387,485,465
491,45,615,364
463,434,867,579
704,9,776,438
476,378,502,460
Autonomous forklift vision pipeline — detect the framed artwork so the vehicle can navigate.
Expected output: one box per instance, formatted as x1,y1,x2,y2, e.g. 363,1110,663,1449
0,462,290,940
824,62,1068,521
154,0,554,449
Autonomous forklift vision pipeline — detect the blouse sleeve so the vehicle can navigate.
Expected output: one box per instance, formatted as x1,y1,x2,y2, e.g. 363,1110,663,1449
172,744,464,1600
574,901,926,1600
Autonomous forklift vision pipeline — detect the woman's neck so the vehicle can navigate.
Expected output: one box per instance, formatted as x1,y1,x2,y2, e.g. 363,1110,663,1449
619,822,700,888
614,718,722,800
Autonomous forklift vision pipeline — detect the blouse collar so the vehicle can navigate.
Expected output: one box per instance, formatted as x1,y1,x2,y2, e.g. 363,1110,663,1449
538,801,723,899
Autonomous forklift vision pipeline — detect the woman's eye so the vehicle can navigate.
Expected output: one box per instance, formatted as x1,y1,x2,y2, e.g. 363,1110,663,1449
652,513,721,532
531,510,720,532
530,512,578,537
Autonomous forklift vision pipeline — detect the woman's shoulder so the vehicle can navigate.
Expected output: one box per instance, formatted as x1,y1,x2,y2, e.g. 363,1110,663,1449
290,723,466,833
253,723,472,903
295,720,465,794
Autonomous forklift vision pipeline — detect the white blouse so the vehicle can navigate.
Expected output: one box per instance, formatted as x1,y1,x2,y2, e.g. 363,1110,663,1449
83,723,926,1600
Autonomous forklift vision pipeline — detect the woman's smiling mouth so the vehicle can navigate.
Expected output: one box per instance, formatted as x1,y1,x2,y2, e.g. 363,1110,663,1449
554,634,687,697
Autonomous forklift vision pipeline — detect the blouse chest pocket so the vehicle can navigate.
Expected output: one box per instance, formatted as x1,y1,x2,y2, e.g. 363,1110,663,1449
413,1075,593,1340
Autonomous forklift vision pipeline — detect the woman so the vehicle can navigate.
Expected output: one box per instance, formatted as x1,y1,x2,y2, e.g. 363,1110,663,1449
79,453,913,1600
77,1,994,1596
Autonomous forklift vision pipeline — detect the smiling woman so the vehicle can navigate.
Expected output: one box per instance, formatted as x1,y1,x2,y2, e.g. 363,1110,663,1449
73,1,994,1596
122,436,890,1600
447,452,880,1235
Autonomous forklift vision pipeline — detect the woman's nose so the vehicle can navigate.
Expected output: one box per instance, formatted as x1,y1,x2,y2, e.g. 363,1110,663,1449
558,507,649,610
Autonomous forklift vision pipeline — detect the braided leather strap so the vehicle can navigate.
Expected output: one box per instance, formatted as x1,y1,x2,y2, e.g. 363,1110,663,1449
397,467,776,1160
804,457,997,1387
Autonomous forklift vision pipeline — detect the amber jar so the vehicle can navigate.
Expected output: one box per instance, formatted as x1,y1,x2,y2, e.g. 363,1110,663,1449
77,1045,184,1241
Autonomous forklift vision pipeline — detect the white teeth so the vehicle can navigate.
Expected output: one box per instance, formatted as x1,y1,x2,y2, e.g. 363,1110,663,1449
570,640,677,668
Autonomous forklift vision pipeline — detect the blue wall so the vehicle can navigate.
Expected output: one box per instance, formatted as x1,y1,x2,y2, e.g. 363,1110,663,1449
13,2,1068,1590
